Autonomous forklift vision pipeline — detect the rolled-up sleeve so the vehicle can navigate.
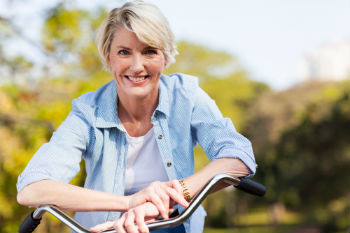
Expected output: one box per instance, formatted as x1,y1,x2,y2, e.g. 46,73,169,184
16,106,89,192
190,86,257,175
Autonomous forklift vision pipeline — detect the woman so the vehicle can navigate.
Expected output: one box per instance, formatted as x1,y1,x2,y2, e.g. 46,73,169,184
17,1,257,233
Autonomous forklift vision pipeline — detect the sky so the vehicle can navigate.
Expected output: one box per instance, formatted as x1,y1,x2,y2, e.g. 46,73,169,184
1,0,349,90
143,0,350,89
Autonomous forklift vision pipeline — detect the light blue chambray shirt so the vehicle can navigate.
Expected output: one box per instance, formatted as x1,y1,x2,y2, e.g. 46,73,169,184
17,73,257,233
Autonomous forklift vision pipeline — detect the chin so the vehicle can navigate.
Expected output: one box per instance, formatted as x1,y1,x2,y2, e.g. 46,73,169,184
128,89,152,99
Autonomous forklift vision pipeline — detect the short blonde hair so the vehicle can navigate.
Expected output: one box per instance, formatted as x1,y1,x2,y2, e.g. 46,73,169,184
96,1,178,71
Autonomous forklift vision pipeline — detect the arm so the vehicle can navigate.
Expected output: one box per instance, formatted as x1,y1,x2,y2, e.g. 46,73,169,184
17,179,188,215
17,180,129,212
181,158,250,200
188,85,257,198
16,105,99,211
17,180,187,212
16,108,90,210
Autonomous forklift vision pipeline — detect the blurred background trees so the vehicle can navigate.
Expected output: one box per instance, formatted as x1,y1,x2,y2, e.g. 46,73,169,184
0,1,348,233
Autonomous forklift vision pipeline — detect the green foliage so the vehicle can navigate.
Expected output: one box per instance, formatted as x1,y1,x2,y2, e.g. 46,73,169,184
243,80,350,231
165,41,237,81
274,87,349,229
41,4,107,79
42,4,84,52
201,75,268,131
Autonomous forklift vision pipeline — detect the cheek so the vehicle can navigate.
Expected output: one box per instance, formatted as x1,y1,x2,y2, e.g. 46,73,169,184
149,58,166,74
110,60,126,75
110,65,124,81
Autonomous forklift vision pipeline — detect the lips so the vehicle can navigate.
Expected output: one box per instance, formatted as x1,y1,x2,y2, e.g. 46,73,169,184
126,75,150,83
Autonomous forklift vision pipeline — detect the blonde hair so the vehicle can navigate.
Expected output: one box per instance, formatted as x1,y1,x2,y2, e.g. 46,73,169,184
96,1,178,71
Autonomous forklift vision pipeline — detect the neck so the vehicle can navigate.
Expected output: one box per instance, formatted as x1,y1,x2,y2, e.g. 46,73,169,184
117,89,159,137
118,94,158,121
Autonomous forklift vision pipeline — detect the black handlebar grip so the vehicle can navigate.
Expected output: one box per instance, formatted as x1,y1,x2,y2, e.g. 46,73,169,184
19,211,42,233
236,178,266,197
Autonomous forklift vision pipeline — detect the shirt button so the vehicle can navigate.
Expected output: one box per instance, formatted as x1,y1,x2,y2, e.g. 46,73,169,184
158,134,163,139
167,162,172,167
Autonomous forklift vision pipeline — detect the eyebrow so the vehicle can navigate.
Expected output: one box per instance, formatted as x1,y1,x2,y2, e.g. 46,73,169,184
115,45,159,50
116,46,131,50
144,46,157,49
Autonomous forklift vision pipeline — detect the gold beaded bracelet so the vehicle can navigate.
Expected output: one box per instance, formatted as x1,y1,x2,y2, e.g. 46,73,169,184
179,179,191,203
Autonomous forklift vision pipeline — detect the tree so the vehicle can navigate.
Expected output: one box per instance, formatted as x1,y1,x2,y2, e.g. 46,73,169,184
243,80,350,231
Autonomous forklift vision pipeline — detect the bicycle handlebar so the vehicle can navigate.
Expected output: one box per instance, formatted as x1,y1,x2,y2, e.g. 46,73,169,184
19,174,266,233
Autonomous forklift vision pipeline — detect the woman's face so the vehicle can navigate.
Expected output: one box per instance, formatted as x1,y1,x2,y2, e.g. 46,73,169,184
108,27,166,101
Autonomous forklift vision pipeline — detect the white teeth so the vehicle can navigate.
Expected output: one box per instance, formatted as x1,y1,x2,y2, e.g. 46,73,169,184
128,76,146,82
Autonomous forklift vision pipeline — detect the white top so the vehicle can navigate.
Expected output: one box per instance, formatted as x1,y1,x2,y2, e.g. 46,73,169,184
124,128,169,196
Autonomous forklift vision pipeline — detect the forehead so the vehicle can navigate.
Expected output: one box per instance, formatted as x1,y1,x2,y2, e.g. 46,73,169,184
111,27,149,49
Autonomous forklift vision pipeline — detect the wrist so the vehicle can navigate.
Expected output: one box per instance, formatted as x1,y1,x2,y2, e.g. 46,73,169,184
179,179,192,202
112,194,131,211
124,195,132,210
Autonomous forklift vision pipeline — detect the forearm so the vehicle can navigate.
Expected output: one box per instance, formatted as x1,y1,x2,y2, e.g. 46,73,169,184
183,158,250,199
17,180,130,212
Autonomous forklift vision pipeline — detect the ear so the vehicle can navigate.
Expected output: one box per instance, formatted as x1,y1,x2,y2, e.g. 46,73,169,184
163,53,168,68
106,55,111,69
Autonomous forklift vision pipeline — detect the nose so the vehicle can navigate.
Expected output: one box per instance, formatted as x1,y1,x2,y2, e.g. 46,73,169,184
130,53,144,73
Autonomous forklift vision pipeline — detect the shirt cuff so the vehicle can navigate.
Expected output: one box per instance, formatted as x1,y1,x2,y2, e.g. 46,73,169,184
215,148,257,177
17,170,55,193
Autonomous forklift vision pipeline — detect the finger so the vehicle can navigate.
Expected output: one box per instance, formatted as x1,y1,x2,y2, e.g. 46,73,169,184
143,202,160,217
145,217,158,224
125,210,138,233
169,180,183,195
155,184,170,219
167,187,189,207
167,180,189,207
90,221,115,233
134,207,149,233
115,214,127,233
147,191,167,219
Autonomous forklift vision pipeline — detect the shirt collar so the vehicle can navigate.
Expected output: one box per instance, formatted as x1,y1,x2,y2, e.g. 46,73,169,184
95,81,121,129
95,76,169,129
155,75,170,117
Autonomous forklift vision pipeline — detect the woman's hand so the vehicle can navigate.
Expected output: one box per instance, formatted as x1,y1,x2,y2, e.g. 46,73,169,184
127,180,188,219
90,180,188,233
90,202,161,233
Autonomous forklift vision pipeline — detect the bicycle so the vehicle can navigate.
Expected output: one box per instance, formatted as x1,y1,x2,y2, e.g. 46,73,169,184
19,174,266,233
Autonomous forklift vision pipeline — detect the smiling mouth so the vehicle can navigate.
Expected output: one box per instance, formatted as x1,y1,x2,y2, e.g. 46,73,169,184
126,75,150,82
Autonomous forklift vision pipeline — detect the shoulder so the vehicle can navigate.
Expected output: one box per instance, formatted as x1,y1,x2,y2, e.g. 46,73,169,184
71,81,115,121
73,81,115,106
160,73,200,98
161,73,199,87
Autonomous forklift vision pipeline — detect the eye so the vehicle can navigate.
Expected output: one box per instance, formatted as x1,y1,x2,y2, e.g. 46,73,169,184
118,49,129,55
144,48,157,55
